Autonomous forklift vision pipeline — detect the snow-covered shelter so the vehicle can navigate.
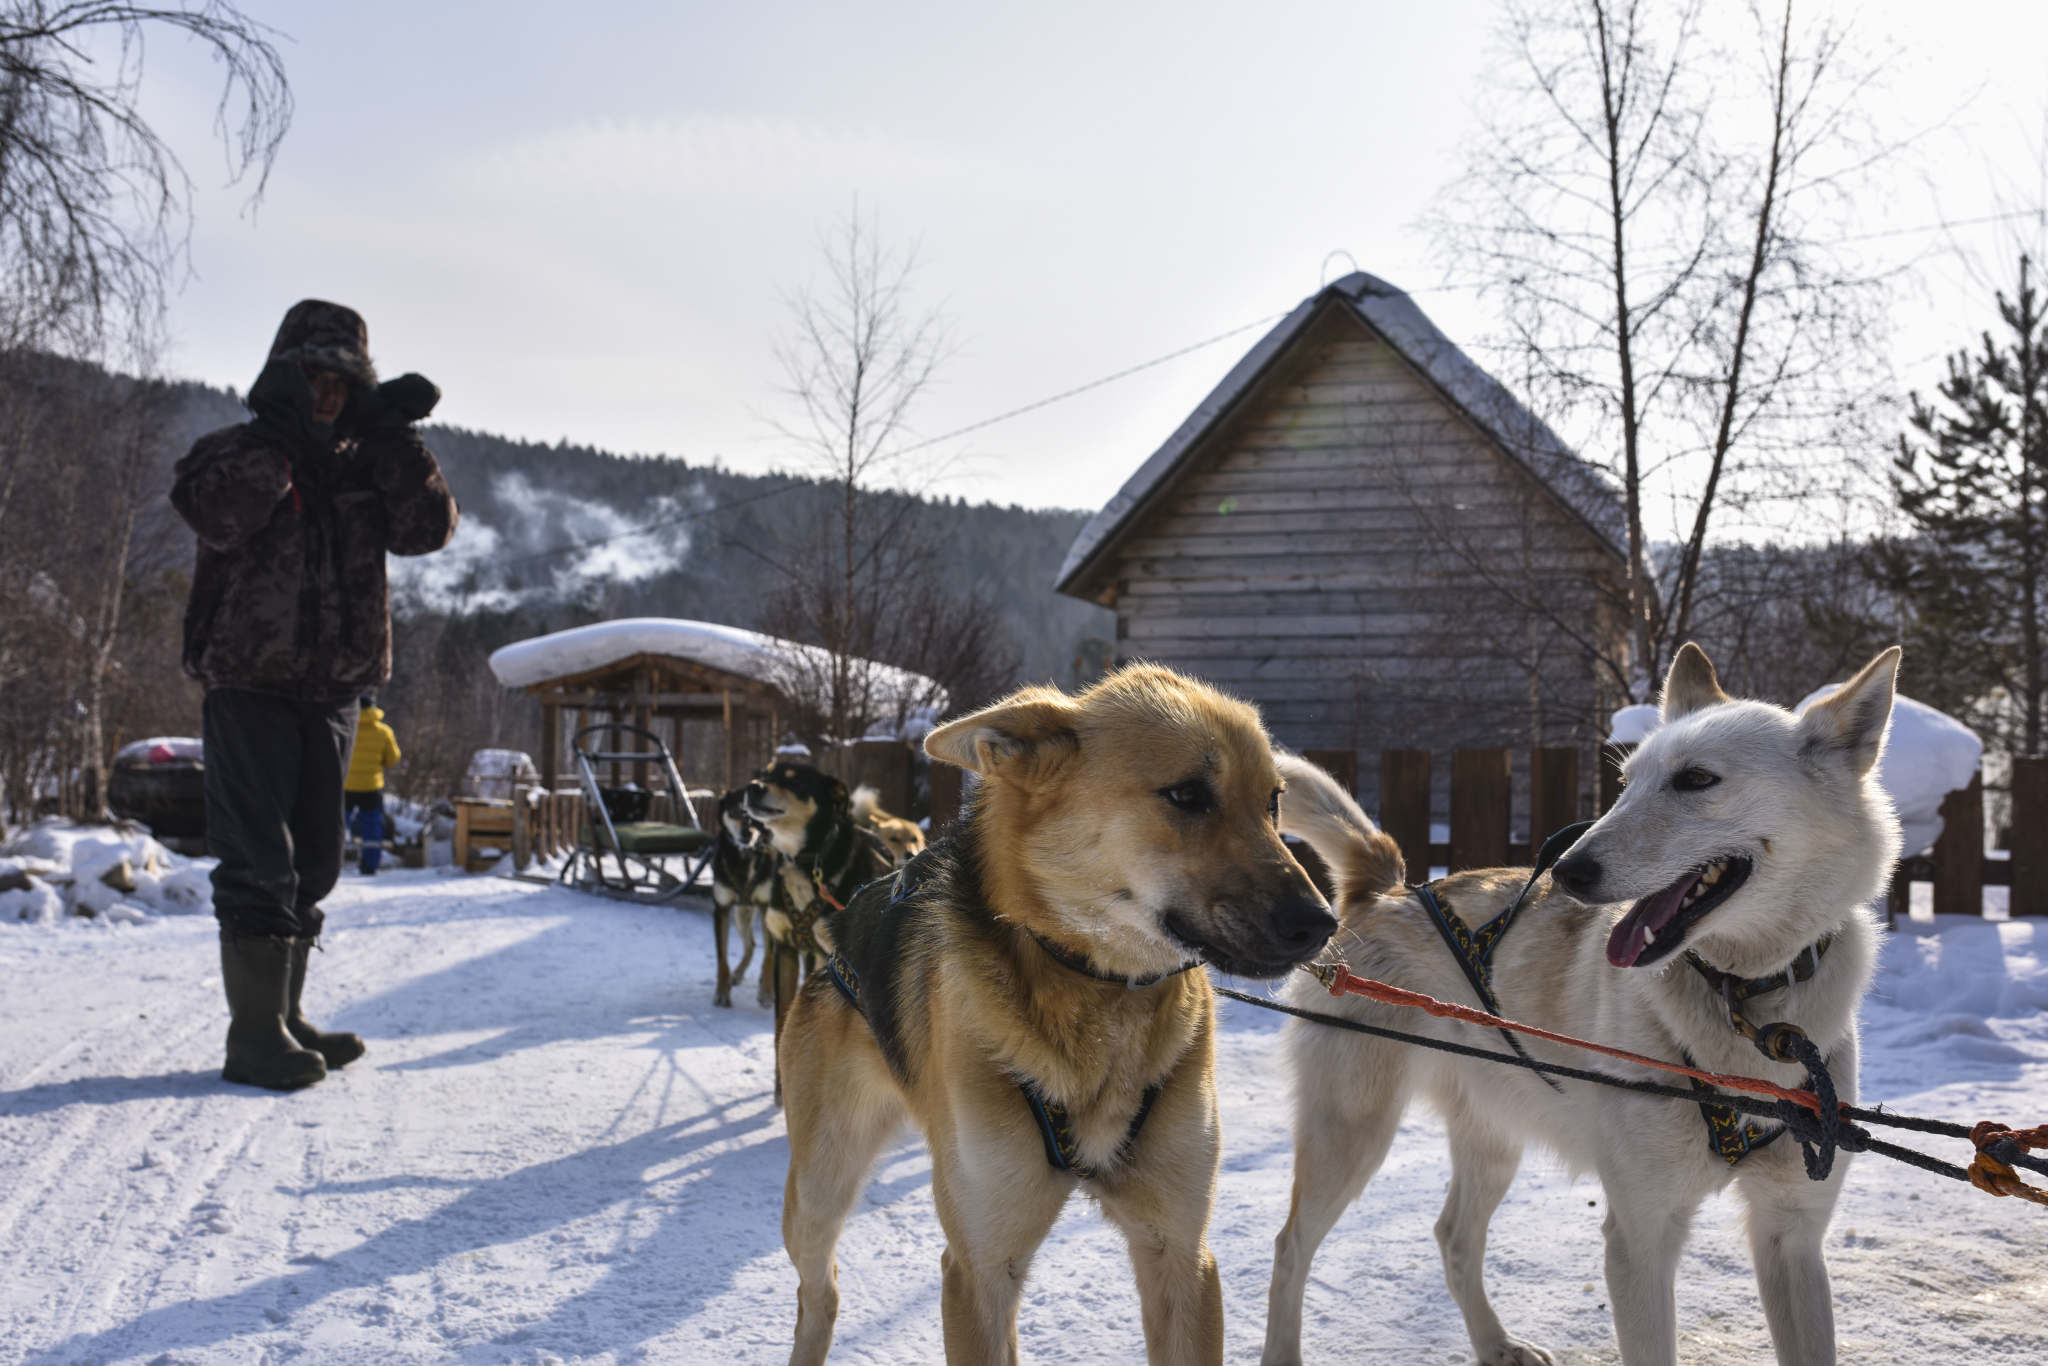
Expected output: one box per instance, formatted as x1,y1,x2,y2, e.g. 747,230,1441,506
487,618,938,792
1055,271,1629,806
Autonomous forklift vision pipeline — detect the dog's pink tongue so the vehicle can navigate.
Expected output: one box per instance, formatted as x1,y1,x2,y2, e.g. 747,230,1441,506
1605,872,1702,967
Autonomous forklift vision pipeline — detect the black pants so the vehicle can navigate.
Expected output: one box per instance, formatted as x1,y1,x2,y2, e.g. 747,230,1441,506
203,688,359,938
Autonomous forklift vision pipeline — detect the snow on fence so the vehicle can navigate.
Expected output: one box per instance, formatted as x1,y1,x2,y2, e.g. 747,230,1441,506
1299,745,2045,921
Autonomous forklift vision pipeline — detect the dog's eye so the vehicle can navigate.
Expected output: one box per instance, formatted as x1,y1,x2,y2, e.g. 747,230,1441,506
1161,780,1214,814
1673,767,1720,792
1267,788,1281,823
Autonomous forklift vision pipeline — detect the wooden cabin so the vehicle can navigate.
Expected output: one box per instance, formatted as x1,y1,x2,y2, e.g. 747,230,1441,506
488,619,792,794
487,618,944,813
1056,272,1629,822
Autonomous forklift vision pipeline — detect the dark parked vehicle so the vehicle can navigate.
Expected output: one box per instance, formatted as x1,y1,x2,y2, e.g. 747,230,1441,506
107,737,206,842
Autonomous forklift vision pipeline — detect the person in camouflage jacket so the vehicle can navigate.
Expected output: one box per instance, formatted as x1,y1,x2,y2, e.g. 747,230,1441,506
171,299,458,1091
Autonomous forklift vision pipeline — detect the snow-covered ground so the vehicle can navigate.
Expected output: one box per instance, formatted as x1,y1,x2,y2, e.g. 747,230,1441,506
2,871,2045,1365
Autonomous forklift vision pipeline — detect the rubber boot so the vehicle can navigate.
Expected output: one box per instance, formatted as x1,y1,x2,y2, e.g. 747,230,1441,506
286,937,366,1068
220,933,328,1091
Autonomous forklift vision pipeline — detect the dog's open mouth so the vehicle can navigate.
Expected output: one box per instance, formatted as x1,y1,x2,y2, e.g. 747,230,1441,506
1605,855,1753,968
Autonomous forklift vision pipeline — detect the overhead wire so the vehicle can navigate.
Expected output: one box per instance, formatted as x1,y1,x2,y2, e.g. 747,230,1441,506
455,205,2046,568
485,310,1292,565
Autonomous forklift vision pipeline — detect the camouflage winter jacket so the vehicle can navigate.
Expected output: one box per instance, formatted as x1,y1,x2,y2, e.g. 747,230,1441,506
174,300,459,699
171,401,458,700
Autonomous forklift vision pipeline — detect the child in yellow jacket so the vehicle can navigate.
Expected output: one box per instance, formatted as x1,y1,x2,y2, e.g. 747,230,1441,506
345,698,402,873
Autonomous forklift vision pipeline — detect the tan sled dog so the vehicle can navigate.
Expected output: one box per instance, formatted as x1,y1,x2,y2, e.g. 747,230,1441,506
779,664,1339,1365
1262,645,1901,1366
852,783,926,865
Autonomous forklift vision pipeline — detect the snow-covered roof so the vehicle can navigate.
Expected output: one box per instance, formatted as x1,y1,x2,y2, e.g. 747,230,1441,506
1055,271,1627,597
487,617,943,714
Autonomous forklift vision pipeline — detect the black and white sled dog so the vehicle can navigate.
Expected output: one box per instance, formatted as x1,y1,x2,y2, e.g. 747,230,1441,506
710,788,776,1009
1262,644,1902,1366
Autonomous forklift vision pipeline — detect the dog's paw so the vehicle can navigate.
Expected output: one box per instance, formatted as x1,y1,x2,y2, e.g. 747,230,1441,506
1478,1338,1556,1366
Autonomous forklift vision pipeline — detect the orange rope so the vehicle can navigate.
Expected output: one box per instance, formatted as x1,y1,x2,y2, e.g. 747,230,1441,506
1968,1122,2048,1207
1320,964,1827,1111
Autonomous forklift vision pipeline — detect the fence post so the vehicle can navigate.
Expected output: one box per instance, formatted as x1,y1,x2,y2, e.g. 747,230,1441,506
2013,757,2048,917
1598,743,1633,814
1529,747,1580,851
1378,749,1431,882
1302,749,1358,796
1450,749,1511,871
512,785,531,871
1932,773,1984,918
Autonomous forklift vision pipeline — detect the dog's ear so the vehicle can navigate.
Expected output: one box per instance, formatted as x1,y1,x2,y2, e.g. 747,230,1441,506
925,687,1080,780
1798,647,1900,777
1660,642,1732,721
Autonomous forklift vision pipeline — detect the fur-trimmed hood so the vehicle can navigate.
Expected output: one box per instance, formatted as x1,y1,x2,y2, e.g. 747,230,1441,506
265,299,377,390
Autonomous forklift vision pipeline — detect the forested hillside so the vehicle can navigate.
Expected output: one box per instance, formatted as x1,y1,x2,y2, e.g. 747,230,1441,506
6,378,1112,808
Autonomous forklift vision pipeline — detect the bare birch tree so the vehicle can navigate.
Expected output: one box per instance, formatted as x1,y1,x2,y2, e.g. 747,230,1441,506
0,4,290,829
1428,0,1897,698
764,208,1014,745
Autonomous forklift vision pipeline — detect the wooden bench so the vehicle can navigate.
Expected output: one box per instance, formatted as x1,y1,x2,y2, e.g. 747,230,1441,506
453,798,515,874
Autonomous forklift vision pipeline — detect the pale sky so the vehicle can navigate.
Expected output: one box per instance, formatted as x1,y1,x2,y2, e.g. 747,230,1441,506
139,0,2048,515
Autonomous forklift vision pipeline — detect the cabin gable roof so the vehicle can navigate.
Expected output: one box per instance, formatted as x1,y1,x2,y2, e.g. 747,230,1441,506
1055,272,1627,599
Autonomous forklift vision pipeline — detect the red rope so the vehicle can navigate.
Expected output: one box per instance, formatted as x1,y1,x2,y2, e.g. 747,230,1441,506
1319,965,1824,1113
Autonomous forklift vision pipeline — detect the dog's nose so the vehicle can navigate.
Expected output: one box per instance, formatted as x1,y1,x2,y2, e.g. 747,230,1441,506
1552,852,1602,899
1269,895,1339,951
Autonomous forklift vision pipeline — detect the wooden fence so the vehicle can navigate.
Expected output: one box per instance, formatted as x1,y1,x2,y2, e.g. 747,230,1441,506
1307,747,2043,920
499,746,2043,921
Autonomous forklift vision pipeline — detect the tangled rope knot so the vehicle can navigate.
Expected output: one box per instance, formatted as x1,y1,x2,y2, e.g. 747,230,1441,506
1968,1123,2048,1207
1760,1029,1868,1181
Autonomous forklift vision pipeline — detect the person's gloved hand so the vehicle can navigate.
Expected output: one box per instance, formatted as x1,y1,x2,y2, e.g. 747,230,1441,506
355,373,441,435
245,357,320,457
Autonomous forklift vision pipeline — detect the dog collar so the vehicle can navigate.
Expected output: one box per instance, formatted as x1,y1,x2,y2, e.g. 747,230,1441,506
1684,934,1833,1040
1029,932,1203,990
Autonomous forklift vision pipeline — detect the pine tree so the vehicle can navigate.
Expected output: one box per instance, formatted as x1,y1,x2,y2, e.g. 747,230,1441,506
1888,255,2048,756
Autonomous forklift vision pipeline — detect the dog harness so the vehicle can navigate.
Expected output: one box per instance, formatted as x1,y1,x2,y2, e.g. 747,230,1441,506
1416,823,1831,1167
1678,935,1834,1165
1415,822,1591,1097
773,819,882,956
825,847,1175,1181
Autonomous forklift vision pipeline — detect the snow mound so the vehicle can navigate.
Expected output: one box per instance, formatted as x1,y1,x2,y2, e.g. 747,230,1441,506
0,819,214,924
1607,703,1662,745
487,617,943,715
1798,685,1981,856
464,748,541,800
1607,689,1979,856
0,879,62,923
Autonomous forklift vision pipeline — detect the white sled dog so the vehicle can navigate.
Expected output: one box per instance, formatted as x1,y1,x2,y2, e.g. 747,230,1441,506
1261,644,1902,1366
